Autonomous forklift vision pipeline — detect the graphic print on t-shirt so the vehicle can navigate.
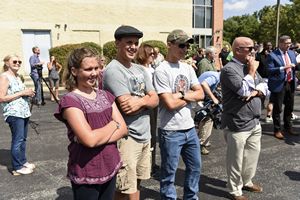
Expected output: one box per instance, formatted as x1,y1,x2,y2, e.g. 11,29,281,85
174,74,188,93
129,73,146,97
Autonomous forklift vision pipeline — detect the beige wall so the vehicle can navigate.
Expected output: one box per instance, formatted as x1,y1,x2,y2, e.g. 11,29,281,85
0,0,222,74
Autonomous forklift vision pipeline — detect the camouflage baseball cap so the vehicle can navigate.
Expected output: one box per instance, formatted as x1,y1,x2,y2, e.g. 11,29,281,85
167,29,194,44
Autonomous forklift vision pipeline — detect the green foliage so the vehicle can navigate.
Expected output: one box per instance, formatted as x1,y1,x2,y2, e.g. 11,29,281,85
142,40,167,57
103,41,117,64
185,43,198,59
49,42,102,81
224,15,259,44
224,1,300,45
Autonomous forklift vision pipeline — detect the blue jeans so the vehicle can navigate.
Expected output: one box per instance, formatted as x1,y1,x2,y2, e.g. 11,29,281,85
6,116,29,170
30,74,42,104
159,128,201,200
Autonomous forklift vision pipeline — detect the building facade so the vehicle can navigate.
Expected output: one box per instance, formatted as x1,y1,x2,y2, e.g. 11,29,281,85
0,0,223,75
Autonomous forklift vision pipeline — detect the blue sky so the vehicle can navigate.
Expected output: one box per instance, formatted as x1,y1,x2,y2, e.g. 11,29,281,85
224,0,291,19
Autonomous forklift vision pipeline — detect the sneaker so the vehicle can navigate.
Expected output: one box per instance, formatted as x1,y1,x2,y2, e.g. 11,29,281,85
201,146,210,155
291,113,299,121
265,116,273,123
12,167,33,176
204,141,211,148
24,162,36,170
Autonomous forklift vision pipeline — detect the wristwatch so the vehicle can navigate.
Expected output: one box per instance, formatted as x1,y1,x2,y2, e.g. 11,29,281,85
179,90,185,99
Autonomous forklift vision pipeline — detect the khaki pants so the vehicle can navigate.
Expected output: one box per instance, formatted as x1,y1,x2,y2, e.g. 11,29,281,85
223,124,262,196
198,117,213,146
116,137,151,194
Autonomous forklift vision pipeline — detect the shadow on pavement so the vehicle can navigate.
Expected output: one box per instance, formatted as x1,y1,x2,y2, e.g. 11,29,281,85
261,120,300,145
284,171,300,181
153,167,229,199
140,185,160,200
55,186,73,200
199,174,229,199
0,149,11,171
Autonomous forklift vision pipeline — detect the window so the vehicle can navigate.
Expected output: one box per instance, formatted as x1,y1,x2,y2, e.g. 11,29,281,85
192,35,212,48
193,0,212,28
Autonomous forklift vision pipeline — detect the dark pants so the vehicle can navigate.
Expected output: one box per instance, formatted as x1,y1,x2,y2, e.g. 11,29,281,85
271,82,294,132
150,107,158,170
71,175,116,200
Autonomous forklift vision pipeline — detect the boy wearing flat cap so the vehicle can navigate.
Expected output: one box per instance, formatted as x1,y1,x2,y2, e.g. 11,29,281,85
103,25,159,200
153,29,204,199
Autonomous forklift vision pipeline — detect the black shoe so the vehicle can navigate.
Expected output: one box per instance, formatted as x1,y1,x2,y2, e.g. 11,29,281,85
41,102,46,106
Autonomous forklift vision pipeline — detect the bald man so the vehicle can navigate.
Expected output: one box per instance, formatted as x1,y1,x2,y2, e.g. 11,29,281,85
220,37,269,200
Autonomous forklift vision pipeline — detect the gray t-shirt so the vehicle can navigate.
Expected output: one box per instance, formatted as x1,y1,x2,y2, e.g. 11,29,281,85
103,59,154,142
153,60,199,130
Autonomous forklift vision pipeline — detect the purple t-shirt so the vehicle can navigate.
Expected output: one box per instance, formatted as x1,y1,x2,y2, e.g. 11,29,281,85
54,90,121,184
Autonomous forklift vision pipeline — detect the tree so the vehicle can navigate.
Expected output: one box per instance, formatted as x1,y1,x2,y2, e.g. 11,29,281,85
223,15,259,44
223,0,298,45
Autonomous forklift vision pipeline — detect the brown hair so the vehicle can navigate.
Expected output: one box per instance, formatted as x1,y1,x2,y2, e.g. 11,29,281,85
64,47,100,91
135,43,154,65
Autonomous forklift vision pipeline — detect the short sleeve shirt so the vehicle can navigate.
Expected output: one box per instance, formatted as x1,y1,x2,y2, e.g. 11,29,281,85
54,90,121,184
153,60,199,130
103,59,154,142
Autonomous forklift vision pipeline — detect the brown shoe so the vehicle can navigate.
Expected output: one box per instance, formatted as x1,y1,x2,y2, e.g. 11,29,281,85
230,194,248,200
274,131,284,140
242,184,263,193
285,128,299,136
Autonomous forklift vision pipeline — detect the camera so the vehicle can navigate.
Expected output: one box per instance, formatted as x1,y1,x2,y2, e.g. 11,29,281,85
194,90,223,129
36,64,43,77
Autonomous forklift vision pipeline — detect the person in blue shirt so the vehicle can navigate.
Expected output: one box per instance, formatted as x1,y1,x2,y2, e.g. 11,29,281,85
197,71,220,155
29,46,45,105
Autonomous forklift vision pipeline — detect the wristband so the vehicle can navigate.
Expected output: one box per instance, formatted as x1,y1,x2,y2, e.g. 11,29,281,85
106,120,120,144
179,90,185,99
113,120,120,129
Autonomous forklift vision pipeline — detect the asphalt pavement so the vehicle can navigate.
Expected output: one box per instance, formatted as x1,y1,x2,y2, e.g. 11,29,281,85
0,91,300,200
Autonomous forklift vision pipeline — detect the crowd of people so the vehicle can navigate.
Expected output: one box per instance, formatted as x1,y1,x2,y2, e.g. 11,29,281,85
1,24,300,200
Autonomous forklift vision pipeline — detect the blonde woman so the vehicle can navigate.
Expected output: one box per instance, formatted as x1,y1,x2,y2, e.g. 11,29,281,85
0,55,36,175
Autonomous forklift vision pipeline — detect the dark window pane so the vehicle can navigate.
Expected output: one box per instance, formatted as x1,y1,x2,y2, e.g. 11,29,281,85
194,6,205,28
200,35,205,47
206,7,212,28
206,36,212,46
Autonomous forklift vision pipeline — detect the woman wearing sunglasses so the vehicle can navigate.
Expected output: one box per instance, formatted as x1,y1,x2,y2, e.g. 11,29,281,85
0,55,36,175
135,43,159,175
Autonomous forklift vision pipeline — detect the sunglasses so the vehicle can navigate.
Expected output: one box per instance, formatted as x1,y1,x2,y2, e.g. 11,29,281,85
13,60,22,64
178,43,190,49
238,46,254,52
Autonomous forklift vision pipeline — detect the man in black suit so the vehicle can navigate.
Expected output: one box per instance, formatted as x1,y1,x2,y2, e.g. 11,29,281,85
267,35,299,139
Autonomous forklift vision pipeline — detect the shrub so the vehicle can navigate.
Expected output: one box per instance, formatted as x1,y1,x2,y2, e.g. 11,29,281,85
103,41,117,64
143,40,167,57
49,42,102,83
